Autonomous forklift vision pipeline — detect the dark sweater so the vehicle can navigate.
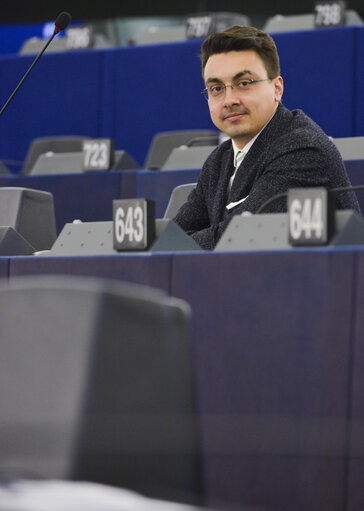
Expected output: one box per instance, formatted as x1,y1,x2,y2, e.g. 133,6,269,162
174,103,361,250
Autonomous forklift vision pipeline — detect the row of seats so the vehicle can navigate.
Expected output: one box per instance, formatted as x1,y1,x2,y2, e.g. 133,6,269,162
2,132,363,176
18,10,364,54
0,182,196,255
0,130,219,175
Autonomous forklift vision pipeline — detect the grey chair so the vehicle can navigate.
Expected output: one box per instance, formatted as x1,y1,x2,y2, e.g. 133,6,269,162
0,275,200,503
144,130,218,170
0,187,56,251
22,136,90,174
164,183,197,219
162,146,216,171
30,150,139,175
0,161,10,174
333,137,364,161
19,37,68,55
263,11,363,33
136,25,186,45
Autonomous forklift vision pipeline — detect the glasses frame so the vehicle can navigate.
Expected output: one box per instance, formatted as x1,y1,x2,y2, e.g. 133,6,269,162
201,78,271,101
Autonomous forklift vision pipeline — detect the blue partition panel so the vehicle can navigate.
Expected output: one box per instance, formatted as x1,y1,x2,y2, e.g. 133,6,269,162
0,22,48,55
0,171,128,233
135,169,201,217
0,257,9,280
0,50,105,171
171,250,355,511
355,27,364,136
347,248,364,511
274,27,356,138
9,253,172,293
101,41,214,166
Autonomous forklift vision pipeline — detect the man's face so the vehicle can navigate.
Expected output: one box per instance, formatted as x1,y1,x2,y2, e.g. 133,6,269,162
203,50,283,148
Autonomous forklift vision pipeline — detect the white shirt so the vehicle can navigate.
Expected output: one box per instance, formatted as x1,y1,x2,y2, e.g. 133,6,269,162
226,114,275,210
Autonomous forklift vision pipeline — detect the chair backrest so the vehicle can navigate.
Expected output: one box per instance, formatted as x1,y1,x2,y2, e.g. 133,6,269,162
0,187,56,250
144,130,218,170
22,136,90,174
264,11,363,32
333,137,364,161
136,25,186,45
164,183,197,219
0,161,10,174
29,150,139,175
19,37,68,55
0,276,200,503
162,146,216,171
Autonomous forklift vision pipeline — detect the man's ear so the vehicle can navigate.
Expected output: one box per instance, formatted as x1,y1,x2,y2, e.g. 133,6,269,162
274,76,284,102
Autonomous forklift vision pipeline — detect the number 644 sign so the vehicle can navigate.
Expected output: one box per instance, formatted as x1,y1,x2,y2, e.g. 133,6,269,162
288,188,334,246
113,199,155,251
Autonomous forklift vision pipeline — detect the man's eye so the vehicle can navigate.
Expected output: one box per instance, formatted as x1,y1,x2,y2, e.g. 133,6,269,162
237,80,252,88
210,85,224,95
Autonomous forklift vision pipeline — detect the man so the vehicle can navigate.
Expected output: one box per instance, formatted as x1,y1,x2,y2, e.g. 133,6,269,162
174,25,360,250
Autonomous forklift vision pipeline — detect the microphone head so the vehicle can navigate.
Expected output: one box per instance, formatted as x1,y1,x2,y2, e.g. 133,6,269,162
54,12,72,32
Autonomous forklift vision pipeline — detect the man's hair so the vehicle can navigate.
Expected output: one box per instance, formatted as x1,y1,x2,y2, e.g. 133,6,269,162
201,25,280,79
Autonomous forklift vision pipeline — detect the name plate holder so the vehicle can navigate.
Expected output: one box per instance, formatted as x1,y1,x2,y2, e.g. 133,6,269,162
314,1,346,27
287,187,335,246
82,139,114,172
66,26,95,50
216,209,364,253
113,199,156,251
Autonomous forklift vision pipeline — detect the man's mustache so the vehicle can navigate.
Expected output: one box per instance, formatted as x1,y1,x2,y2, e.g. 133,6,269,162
221,107,250,120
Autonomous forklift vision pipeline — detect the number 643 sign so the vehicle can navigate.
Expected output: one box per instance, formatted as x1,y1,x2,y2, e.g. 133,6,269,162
113,199,156,251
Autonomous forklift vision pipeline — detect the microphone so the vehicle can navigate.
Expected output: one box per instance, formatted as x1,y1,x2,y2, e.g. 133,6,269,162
54,12,72,33
255,185,364,215
0,12,72,119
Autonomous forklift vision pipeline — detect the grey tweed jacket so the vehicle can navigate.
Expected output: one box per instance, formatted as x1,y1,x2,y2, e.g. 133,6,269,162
174,103,361,250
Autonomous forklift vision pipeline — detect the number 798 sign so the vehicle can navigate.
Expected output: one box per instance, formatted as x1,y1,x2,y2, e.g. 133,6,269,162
113,199,155,251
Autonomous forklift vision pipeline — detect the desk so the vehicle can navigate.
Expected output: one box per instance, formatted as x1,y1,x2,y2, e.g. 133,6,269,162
0,257,9,278
9,253,172,293
6,246,364,511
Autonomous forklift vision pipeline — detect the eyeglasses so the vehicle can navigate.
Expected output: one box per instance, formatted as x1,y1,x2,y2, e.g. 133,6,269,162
201,78,271,101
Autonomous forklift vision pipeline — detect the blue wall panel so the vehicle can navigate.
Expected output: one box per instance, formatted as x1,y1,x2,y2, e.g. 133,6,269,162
274,27,356,138
0,27,361,175
0,50,105,171
101,41,214,166
0,23,48,55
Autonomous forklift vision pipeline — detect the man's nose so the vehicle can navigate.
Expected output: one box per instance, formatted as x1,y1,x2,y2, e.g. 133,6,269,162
223,84,240,106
